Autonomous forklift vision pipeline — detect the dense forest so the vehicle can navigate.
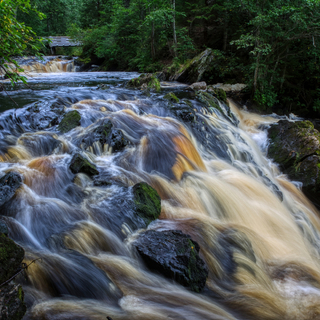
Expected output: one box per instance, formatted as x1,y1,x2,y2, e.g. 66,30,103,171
3,0,320,116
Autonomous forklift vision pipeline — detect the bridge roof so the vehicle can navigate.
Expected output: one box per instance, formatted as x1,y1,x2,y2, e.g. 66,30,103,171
48,36,82,47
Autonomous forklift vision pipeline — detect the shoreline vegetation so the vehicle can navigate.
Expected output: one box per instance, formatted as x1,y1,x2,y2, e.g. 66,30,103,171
0,0,319,118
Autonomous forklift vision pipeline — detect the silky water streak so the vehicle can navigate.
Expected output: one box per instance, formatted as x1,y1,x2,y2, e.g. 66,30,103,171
0,75,320,320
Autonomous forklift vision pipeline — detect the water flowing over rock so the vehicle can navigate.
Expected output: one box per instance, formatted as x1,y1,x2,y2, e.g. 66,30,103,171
0,172,22,207
268,120,320,206
77,119,131,153
133,229,208,292
2,68,320,319
169,48,214,84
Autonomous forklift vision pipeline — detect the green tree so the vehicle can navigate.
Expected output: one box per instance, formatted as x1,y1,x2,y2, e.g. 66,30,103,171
0,0,45,85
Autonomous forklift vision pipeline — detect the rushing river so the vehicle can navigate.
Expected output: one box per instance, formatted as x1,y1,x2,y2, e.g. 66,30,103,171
1,57,320,320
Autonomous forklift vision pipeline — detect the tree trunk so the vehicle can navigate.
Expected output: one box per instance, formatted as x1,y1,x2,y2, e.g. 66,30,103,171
223,20,228,52
172,0,177,57
151,6,155,60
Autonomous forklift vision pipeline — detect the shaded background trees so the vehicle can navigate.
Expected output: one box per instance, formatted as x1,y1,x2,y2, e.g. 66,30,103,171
16,0,320,116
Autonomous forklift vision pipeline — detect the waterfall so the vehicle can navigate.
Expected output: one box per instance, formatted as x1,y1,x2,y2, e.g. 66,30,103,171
1,70,320,320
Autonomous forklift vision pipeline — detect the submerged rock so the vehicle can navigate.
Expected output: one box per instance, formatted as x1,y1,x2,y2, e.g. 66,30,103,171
0,172,22,207
170,49,214,84
18,133,62,157
127,74,161,93
73,118,131,153
133,229,208,292
132,182,161,226
196,91,236,125
268,120,320,206
69,153,99,176
58,110,81,133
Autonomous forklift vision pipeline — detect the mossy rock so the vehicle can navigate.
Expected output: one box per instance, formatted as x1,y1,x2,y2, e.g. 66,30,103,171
0,282,26,320
268,120,320,206
133,229,208,292
0,220,8,235
211,88,227,104
170,49,214,84
0,234,24,284
147,76,161,93
132,182,161,226
164,92,180,103
0,172,22,207
196,91,223,114
127,73,161,93
58,110,81,133
69,153,99,176
73,119,131,153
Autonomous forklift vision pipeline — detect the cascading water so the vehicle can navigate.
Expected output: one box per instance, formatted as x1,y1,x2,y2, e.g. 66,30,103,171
1,56,78,76
1,60,320,319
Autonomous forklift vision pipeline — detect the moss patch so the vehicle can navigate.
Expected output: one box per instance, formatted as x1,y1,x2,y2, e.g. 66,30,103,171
0,234,24,284
164,92,180,103
58,110,81,133
132,182,161,226
127,73,161,92
196,91,223,114
69,153,99,176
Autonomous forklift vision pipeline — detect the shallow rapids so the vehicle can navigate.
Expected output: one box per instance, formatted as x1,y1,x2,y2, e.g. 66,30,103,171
1,68,320,320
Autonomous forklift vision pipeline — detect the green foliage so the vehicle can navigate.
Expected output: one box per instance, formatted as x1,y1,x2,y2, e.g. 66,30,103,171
0,0,45,85
11,0,320,116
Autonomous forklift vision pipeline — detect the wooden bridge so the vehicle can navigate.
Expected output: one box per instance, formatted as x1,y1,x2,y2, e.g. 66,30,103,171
48,36,82,54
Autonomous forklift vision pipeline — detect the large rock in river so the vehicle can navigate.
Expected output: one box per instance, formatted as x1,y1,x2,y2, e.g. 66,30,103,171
133,229,208,292
127,74,161,93
0,172,22,207
132,182,161,226
169,48,214,84
58,110,81,133
72,118,131,153
69,153,99,176
0,225,26,320
268,120,320,206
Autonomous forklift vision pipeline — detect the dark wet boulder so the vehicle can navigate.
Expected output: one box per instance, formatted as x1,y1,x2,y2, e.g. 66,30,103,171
58,110,81,133
0,220,8,235
0,222,26,320
132,182,161,226
69,153,99,176
196,91,224,114
0,233,24,284
127,74,161,93
207,86,228,104
168,100,196,123
133,229,208,292
0,172,22,207
268,120,320,206
73,119,131,153
0,281,26,320
169,49,214,84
